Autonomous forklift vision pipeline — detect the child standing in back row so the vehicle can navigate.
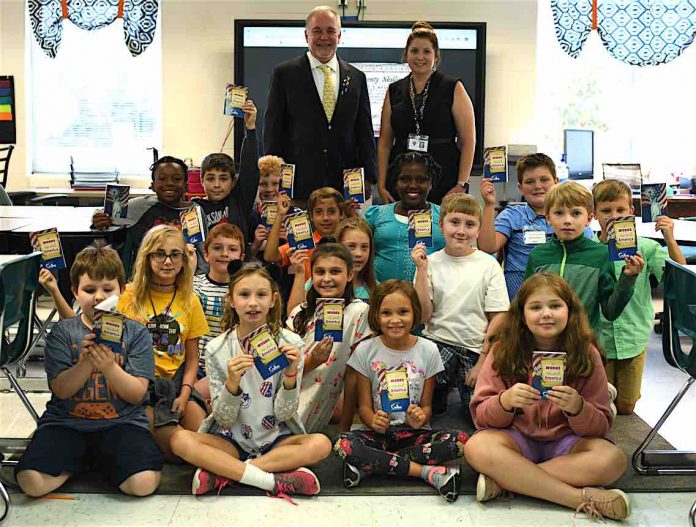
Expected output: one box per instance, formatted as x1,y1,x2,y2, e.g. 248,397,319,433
592,179,685,414
478,153,595,299
524,181,643,334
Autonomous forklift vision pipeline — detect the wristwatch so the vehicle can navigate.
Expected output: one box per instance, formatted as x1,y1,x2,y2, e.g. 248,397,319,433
457,181,470,193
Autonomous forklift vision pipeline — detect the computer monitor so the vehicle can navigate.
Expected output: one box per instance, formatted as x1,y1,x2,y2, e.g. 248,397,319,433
602,163,642,197
564,129,594,180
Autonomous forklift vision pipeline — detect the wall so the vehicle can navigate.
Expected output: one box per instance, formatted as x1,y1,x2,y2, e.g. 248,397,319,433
0,0,538,188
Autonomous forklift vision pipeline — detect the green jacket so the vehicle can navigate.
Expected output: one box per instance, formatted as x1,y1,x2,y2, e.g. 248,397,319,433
524,235,637,332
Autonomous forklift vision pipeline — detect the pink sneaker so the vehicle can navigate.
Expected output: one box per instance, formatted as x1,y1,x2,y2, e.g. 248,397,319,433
272,467,321,497
192,468,231,496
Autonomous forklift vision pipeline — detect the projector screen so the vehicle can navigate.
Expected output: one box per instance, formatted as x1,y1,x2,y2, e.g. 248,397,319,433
233,20,487,171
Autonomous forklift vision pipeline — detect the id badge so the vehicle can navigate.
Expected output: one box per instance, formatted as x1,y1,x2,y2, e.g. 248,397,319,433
523,229,547,245
407,134,429,152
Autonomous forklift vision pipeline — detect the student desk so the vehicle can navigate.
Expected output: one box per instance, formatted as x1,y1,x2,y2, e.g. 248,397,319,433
0,206,122,301
9,187,153,206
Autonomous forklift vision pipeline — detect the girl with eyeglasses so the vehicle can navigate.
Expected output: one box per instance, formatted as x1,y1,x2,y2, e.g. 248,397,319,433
365,152,446,283
118,224,210,458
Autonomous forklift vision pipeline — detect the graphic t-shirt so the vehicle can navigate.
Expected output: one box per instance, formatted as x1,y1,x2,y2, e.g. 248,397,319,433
348,336,444,429
118,285,209,379
39,316,154,431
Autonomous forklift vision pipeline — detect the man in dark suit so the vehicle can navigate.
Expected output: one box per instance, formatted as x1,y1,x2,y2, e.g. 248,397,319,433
264,6,377,205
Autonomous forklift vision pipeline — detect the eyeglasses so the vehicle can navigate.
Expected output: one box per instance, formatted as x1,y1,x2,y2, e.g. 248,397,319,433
149,251,185,263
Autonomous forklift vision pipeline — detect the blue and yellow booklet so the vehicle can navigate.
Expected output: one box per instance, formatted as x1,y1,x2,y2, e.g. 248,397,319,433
314,298,344,342
180,207,206,244
279,164,295,198
285,211,316,250
241,324,290,380
93,296,126,355
343,168,365,203
607,215,638,261
30,227,66,271
530,351,566,398
380,369,410,413
408,209,433,248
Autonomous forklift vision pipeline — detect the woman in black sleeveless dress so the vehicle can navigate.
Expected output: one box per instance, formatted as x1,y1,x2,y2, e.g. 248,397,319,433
377,22,476,205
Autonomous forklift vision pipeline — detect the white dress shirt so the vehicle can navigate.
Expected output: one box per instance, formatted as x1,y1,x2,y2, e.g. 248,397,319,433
307,51,340,104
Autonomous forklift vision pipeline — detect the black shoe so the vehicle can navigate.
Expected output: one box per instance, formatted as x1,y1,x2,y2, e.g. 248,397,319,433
437,468,461,503
343,462,363,488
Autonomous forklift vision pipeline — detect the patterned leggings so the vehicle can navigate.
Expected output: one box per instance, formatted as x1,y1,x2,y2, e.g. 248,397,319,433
333,427,468,477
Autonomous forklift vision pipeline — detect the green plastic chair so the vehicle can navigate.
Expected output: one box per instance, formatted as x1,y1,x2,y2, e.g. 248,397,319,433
633,259,696,475
0,252,41,520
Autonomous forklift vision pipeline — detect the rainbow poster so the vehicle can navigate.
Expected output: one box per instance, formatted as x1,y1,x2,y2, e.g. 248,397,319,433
0,76,16,144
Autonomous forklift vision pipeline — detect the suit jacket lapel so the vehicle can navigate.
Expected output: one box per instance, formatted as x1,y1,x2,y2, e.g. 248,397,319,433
301,54,329,123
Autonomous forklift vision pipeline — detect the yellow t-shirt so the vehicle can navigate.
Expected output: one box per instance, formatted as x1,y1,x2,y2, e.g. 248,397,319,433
118,285,209,379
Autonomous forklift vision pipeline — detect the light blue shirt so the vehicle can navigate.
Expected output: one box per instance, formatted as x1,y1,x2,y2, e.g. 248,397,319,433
365,203,446,283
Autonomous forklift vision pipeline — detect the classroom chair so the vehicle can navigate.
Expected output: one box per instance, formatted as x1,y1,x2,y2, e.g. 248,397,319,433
0,252,41,520
632,259,696,475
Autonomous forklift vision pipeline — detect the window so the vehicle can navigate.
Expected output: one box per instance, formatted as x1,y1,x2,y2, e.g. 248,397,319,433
536,1,696,182
28,17,162,178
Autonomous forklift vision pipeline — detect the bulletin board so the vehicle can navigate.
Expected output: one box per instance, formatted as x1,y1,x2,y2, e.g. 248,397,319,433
0,76,16,144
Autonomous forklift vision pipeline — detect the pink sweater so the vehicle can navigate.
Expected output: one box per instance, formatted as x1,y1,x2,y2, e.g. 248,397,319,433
470,346,612,441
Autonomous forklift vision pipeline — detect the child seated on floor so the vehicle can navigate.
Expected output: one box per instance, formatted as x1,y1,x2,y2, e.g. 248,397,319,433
169,263,331,497
117,225,209,458
16,246,162,497
465,273,629,521
192,223,246,400
592,179,686,414
333,280,468,503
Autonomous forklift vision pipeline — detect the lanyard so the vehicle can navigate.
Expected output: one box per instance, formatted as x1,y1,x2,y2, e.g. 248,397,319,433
149,286,177,320
409,74,431,136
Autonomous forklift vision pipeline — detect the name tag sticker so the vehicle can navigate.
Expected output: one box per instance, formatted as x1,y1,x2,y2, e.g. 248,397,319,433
523,230,547,245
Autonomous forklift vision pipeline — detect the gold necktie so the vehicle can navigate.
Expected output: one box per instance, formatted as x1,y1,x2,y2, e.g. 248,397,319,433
319,64,336,121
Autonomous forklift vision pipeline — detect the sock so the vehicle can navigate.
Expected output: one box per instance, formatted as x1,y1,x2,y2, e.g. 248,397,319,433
239,463,275,491
421,466,449,489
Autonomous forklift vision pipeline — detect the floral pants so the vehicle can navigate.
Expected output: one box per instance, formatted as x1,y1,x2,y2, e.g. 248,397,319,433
333,427,468,477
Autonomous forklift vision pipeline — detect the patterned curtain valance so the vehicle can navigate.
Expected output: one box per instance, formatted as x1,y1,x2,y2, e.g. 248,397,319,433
552,0,696,66
29,0,159,58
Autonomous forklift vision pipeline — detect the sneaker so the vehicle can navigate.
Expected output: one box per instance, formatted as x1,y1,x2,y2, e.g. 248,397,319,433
577,487,631,521
608,383,618,420
433,467,460,503
476,473,502,502
343,462,363,488
273,467,321,496
192,468,230,496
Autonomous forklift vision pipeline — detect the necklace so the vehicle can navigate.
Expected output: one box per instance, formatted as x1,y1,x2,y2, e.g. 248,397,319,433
150,285,177,319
